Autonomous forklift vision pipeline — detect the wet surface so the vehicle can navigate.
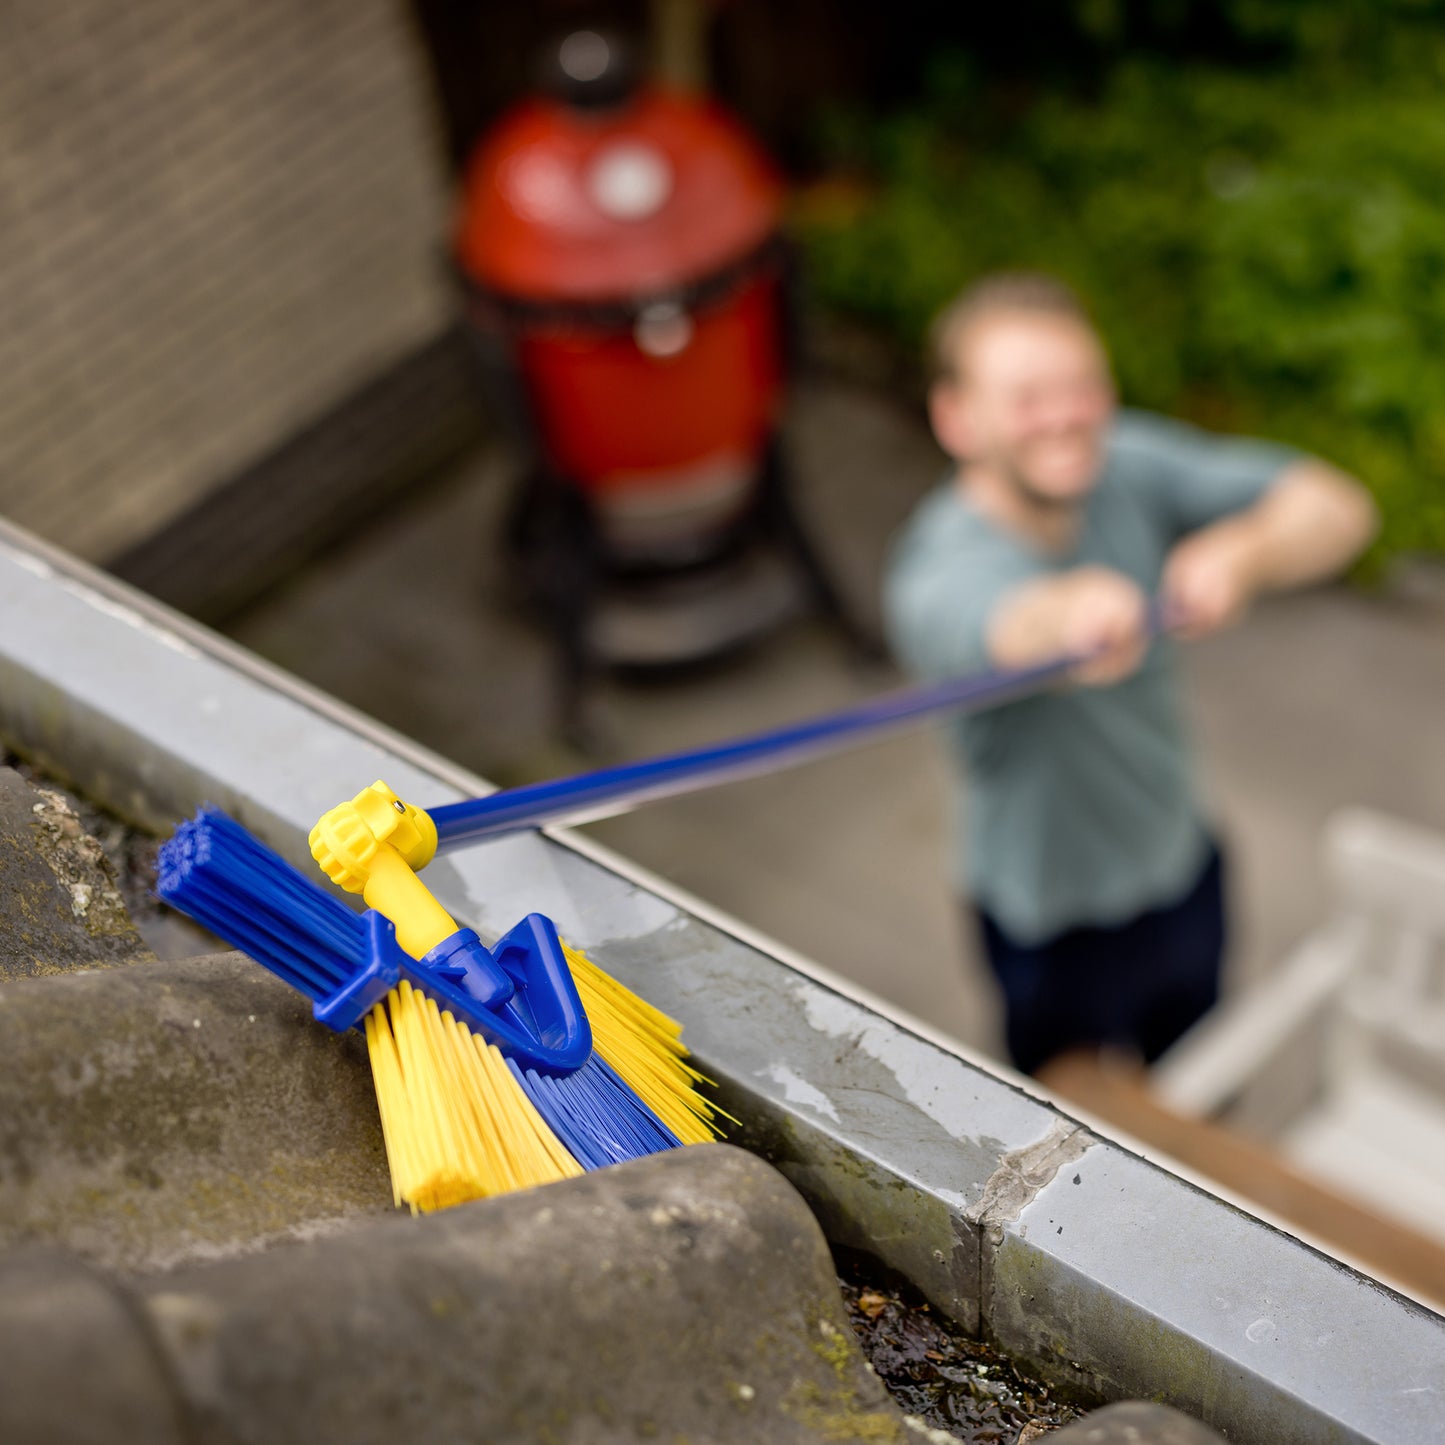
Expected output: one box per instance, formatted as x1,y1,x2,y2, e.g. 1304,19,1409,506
839,1254,1082,1441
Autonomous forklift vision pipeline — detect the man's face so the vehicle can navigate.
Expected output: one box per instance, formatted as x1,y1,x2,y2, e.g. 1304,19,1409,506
931,312,1116,506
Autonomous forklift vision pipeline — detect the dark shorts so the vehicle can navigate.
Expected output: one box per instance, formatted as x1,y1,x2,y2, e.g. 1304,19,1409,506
975,844,1226,1077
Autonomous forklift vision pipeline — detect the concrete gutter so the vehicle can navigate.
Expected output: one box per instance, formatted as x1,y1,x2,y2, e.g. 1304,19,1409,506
2,515,1442,1443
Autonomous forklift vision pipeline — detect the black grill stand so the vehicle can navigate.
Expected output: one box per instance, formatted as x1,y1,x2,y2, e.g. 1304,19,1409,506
501,433,879,747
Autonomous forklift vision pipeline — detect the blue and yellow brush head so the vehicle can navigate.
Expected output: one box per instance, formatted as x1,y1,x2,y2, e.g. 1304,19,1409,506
156,806,700,1210
158,808,593,1073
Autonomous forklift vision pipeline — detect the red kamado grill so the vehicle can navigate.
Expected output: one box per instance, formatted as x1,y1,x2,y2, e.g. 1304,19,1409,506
454,32,868,734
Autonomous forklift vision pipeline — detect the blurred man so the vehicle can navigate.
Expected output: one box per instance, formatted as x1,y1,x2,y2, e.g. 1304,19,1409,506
884,273,1377,1076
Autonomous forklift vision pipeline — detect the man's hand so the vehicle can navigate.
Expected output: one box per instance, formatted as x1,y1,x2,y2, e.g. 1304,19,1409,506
1057,567,1150,684
1162,459,1378,638
988,566,1149,686
1161,522,1259,639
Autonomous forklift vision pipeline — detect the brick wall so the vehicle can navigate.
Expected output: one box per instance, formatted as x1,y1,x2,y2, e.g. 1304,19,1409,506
0,0,451,560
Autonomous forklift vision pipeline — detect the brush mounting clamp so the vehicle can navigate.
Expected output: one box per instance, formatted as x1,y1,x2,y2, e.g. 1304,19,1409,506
312,910,593,1076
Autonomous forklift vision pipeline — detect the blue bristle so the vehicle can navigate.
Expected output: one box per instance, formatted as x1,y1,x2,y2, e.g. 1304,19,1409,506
157,807,364,1005
512,1055,682,1170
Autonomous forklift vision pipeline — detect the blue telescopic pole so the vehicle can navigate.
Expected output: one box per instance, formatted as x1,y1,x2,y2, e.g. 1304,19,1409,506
427,645,1110,852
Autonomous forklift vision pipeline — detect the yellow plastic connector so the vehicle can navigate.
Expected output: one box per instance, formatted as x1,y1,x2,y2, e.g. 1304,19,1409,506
310,781,453,959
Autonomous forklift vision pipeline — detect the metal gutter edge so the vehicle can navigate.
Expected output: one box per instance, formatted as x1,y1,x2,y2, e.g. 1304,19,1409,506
1,515,1441,1443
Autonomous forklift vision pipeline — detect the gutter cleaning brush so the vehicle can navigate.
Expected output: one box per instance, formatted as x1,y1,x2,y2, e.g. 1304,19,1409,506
158,802,722,1212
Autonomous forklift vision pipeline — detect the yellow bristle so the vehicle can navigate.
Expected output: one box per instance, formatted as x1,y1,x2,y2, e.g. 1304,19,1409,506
410,989,505,1206
563,942,734,1146
364,1005,411,1209
391,983,469,1207
363,981,582,1212
359,941,726,1212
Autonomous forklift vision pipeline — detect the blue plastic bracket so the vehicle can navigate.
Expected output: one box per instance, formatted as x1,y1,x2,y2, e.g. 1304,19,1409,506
315,908,593,1077
420,926,514,1008
313,910,405,1032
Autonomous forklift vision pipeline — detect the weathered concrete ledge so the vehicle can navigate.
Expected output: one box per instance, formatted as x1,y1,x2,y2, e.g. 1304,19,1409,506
0,1147,914,1445
0,764,150,979
0,1248,190,1445
0,951,391,1272
1050,1401,1227,1443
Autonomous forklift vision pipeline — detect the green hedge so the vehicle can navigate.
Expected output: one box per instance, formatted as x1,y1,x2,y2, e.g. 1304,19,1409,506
799,52,1445,563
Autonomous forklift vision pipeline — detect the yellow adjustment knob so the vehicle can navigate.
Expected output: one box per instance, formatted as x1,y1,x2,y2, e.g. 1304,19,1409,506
309,781,439,896
382,789,438,872
348,781,438,871
309,801,382,895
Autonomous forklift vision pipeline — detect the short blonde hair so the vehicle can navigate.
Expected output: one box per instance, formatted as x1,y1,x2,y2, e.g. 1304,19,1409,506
928,272,1094,383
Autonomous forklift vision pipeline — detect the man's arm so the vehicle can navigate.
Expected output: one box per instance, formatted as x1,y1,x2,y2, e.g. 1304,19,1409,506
985,458,1378,683
1161,458,1379,637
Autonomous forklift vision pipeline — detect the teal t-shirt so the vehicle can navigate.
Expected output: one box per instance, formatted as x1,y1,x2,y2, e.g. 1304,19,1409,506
883,409,1298,944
